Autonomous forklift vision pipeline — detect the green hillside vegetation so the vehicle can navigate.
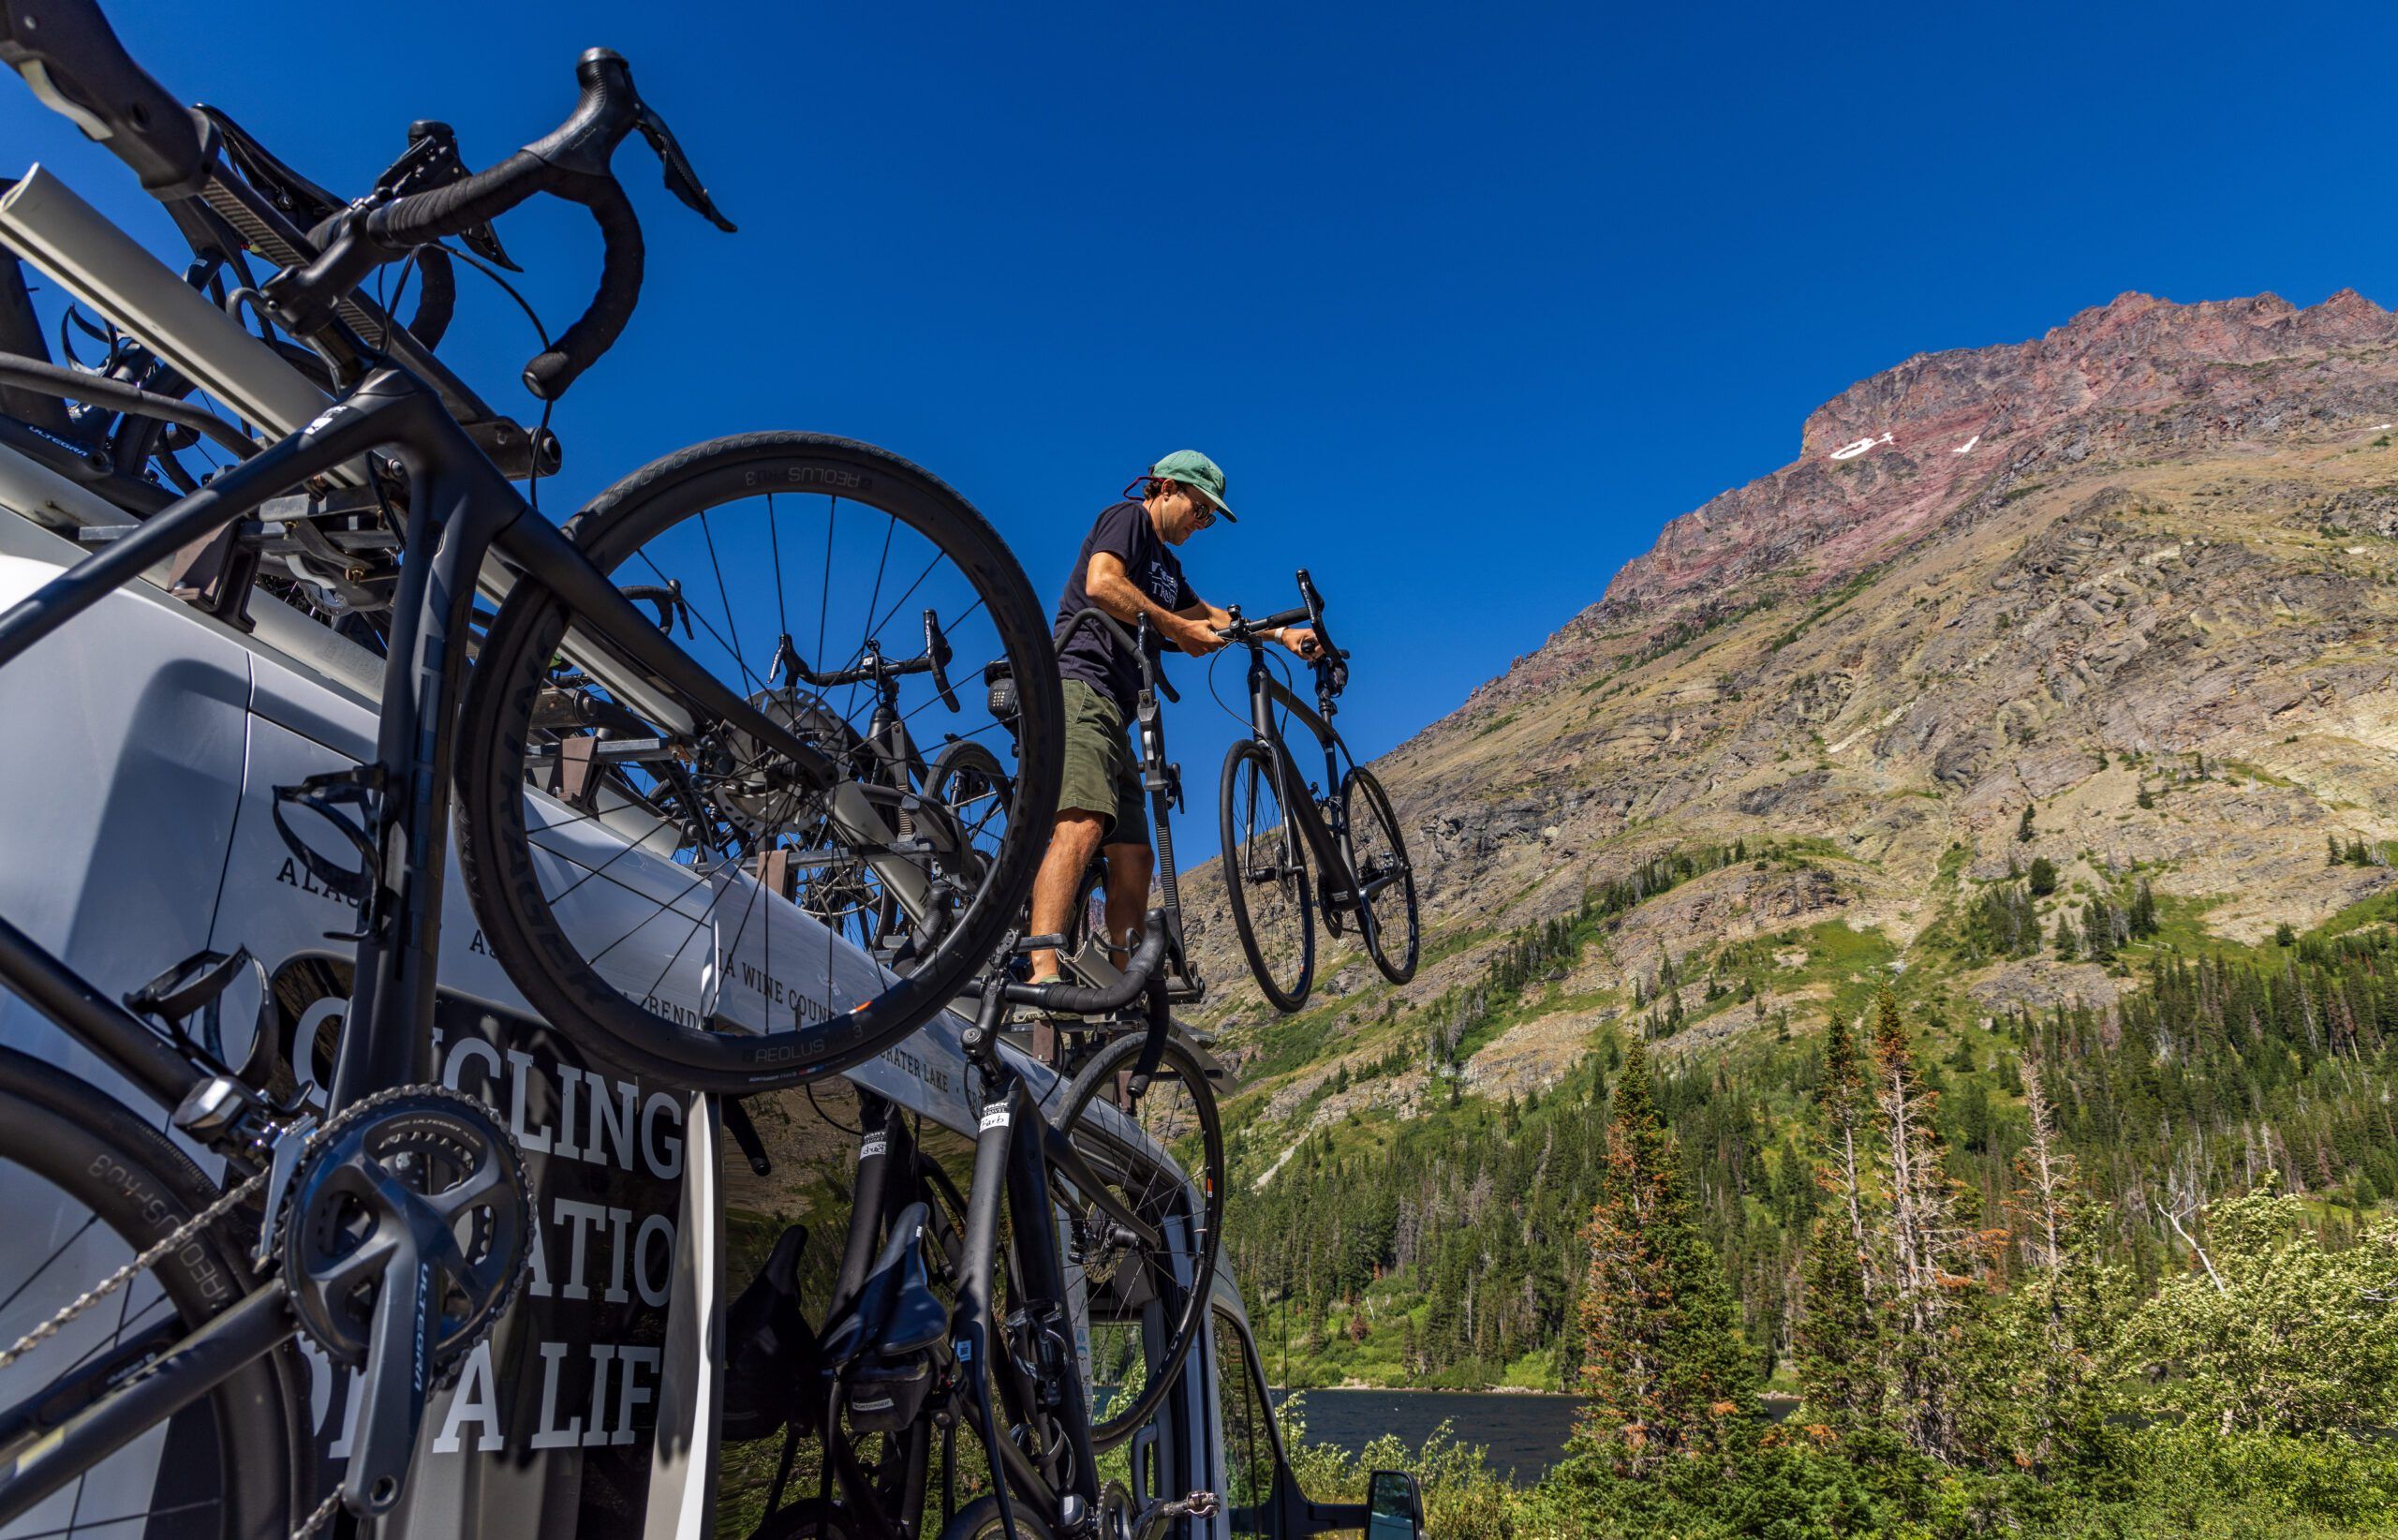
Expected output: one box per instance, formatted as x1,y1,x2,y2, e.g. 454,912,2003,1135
1219,851,2398,1534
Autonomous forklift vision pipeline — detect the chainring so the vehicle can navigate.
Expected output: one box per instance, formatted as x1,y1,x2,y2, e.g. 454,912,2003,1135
277,1086,532,1375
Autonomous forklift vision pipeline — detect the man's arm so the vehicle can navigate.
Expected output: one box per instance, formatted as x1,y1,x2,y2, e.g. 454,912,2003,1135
1087,552,1221,656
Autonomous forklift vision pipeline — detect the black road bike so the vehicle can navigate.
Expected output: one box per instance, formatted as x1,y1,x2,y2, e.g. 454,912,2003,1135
0,4,1061,1530
1215,571,1418,1012
733,915,1224,1540
768,613,1016,962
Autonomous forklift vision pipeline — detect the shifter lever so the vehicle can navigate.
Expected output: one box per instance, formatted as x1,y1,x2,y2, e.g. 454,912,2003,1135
633,101,737,231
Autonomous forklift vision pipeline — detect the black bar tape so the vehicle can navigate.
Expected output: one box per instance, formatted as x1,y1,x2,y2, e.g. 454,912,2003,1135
369,148,553,249
521,171,643,400
406,244,455,349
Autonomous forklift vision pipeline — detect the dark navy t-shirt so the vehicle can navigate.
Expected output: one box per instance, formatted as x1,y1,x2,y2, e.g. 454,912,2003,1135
1052,500,1187,717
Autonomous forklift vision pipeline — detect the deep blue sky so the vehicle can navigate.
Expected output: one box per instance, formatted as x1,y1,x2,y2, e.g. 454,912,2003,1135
8,2,2396,834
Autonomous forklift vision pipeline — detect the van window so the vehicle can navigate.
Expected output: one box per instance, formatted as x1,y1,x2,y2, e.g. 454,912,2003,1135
1211,1309,1282,1539
713,1079,979,1533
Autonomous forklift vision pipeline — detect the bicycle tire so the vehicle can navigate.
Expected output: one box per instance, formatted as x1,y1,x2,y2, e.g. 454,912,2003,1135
925,739,1014,896
0,1044,304,1538
938,1494,1058,1540
1055,1030,1224,1451
748,1497,865,1540
456,433,1062,1092
1218,741,1314,1013
1340,766,1419,985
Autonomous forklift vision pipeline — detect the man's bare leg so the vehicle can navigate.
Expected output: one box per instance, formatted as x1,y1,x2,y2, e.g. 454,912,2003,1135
1102,840,1153,970
1029,811,1106,981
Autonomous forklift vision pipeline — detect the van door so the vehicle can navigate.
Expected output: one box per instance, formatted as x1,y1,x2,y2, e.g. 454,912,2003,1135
1206,1308,1418,1538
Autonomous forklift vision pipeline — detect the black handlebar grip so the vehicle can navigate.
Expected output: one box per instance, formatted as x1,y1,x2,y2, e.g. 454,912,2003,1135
371,148,553,249
406,244,456,349
0,0,208,194
521,171,643,400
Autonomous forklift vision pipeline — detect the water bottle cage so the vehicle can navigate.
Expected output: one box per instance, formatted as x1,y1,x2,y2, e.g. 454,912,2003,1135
271,766,388,940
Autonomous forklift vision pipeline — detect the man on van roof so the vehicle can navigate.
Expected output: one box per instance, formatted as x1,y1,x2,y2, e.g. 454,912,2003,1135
1027,451,1317,985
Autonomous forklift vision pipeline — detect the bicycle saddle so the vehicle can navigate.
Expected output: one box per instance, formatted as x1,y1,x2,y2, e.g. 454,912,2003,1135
820,1201,947,1368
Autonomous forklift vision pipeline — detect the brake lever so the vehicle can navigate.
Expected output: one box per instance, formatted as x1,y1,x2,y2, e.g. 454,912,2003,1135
923,609,960,714
393,122,521,272
620,581,691,637
632,101,737,231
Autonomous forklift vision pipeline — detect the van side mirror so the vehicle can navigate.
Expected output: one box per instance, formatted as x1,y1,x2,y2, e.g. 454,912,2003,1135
1366,1470,1423,1540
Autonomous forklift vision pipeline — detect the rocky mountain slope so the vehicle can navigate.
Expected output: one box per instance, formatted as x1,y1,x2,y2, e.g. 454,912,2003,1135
1182,287,2398,1162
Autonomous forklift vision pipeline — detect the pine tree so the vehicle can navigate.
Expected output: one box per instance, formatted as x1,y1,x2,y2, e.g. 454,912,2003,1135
1819,1011,1873,1286
1870,986,1976,1462
1974,1053,2124,1474
1797,1209,1882,1438
1574,1040,1755,1477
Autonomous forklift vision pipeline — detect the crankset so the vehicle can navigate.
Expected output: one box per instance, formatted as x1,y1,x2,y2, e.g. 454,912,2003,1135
278,1087,531,1515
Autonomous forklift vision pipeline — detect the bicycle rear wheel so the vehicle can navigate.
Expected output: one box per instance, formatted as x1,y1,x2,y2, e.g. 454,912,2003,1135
0,1045,303,1538
1340,767,1419,985
925,739,1014,897
1054,1031,1223,1451
458,434,1062,1092
1218,742,1314,1013
939,1495,1056,1540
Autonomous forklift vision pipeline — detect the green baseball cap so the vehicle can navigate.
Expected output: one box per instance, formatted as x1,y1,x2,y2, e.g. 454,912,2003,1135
1150,449,1237,523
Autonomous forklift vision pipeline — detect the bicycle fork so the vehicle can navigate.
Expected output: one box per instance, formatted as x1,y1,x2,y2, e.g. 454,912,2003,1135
955,997,1103,1537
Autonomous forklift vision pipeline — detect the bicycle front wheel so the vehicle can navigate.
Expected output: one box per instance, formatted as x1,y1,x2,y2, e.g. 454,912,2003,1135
1055,1030,1224,1450
458,433,1062,1092
0,1045,303,1538
1340,766,1419,985
1218,741,1314,1013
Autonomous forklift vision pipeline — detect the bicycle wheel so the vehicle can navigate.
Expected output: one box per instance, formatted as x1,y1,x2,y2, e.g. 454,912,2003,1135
0,1045,303,1538
925,739,1014,896
1218,742,1314,1013
457,433,1062,1093
1054,1031,1224,1450
938,1495,1056,1540
1340,767,1419,985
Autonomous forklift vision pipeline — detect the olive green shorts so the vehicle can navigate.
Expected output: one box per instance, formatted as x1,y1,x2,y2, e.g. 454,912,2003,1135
1058,678,1149,847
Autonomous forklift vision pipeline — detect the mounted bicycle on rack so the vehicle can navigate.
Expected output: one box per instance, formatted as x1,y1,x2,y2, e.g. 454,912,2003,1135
1215,570,1418,1012
735,910,1225,1540
0,1,1065,1531
762,609,1016,965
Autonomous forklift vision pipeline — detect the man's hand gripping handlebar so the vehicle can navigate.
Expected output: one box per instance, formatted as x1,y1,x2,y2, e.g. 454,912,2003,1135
964,908,1170,1015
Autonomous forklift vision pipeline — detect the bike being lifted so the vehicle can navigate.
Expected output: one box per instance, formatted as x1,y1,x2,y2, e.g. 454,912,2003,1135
1217,571,1417,1013
0,2,1064,1531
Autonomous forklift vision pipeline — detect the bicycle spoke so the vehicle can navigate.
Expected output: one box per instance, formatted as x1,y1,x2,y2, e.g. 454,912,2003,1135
0,1212,101,1318
842,513,898,725
631,547,768,700
13,1494,226,1537
698,509,752,689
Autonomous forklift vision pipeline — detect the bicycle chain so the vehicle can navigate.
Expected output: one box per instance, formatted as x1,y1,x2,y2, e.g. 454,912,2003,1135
0,1084,510,1540
0,1154,274,1373
289,1489,345,1540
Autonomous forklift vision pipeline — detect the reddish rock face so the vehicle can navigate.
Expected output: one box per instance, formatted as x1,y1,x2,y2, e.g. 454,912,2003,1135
1591,289,2398,628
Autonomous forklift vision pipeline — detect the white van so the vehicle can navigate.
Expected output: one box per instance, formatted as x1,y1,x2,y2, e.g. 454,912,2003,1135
0,466,1421,1539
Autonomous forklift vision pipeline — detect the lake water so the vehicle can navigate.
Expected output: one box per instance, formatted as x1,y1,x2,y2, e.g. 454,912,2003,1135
1269,1388,1582,1484
1268,1389,1802,1486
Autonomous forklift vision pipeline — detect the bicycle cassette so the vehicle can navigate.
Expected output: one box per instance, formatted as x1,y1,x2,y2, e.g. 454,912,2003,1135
278,1086,532,1375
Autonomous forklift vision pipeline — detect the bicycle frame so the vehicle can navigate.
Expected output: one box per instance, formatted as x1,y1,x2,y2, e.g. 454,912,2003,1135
1241,650,1373,926
953,983,1180,1537
0,362,849,1521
